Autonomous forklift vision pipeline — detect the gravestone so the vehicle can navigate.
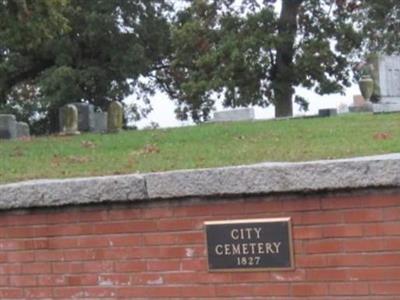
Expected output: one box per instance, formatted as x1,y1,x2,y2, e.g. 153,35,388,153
93,112,108,133
60,105,80,135
73,103,95,132
16,122,30,138
363,54,400,113
318,108,337,117
107,101,123,133
0,114,17,139
212,108,255,122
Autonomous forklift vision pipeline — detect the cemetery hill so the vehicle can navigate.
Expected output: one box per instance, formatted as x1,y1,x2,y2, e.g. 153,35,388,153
1,113,400,184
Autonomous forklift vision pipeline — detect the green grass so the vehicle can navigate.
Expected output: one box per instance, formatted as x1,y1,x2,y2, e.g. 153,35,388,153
1,113,400,184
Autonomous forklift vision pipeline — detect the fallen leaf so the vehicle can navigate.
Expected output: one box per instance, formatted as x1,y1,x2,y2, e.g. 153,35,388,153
373,132,392,140
81,140,96,149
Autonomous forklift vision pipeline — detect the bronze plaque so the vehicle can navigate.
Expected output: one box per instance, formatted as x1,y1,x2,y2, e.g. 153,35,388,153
205,218,294,272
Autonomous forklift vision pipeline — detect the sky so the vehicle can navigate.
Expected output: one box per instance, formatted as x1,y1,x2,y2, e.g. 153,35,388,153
132,85,360,129
133,0,361,129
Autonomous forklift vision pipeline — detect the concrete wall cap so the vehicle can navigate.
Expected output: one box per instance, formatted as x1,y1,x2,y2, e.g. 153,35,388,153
1,154,400,210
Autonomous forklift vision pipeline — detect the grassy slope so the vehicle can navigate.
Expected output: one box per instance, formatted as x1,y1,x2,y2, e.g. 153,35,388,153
1,113,399,184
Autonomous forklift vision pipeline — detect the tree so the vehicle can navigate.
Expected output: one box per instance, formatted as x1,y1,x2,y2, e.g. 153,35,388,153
0,0,171,133
156,0,362,120
354,0,400,54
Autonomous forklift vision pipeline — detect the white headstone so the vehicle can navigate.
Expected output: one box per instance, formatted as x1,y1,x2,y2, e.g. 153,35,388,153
377,55,400,102
212,108,255,122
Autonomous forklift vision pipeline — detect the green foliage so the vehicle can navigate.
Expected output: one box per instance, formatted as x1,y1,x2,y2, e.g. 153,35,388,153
1,113,400,184
156,0,362,120
355,0,400,53
0,0,171,133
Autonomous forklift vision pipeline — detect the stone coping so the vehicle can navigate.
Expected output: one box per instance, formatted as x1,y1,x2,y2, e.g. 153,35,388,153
1,154,400,210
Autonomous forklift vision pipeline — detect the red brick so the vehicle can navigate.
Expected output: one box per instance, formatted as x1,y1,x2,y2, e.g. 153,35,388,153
0,240,25,250
344,209,383,223
347,267,400,281
370,282,400,295
174,204,215,217
34,250,64,262
144,233,176,245
215,284,255,297
78,209,109,222
363,223,400,236
53,287,83,298
253,283,290,296
323,225,363,238
37,275,66,286
386,237,400,250
326,254,366,267
7,251,34,262
0,276,8,286
142,207,173,219
115,261,146,272
296,255,327,267
66,275,98,286
344,238,386,252
48,238,78,249
292,283,328,296
157,219,200,231
299,211,343,225
180,285,216,297
146,260,180,271
83,286,117,297
329,282,369,295
63,249,96,261
108,209,142,220
94,221,157,234
52,262,84,274
181,258,207,271
107,234,143,247
231,272,271,283
176,232,204,244
0,288,24,298
282,198,321,211
22,263,51,274
306,269,347,281
244,199,283,214
97,274,131,286
118,286,181,297
7,226,35,238
24,287,53,298
384,207,400,220
0,264,21,274
209,202,249,216
305,240,343,254
293,227,323,239
4,213,46,226
271,269,306,282
46,211,80,224
9,275,36,287
94,247,142,260
83,261,114,273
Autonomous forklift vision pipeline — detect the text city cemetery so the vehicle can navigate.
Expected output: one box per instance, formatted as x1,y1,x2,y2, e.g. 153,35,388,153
205,218,294,271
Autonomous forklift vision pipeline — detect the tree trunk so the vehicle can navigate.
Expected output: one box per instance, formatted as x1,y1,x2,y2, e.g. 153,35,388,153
273,0,302,117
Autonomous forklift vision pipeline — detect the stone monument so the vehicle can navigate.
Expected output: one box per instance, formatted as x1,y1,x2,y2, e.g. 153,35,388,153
360,54,400,113
60,104,80,135
212,108,255,123
59,103,95,132
0,114,17,139
107,101,123,133
93,111,108,133
16,122,30,138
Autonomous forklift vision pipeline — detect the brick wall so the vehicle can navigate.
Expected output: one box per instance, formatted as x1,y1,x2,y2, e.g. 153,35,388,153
0,191,399,299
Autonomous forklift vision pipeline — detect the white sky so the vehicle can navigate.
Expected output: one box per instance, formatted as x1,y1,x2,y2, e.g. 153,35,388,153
132,85,359,129
132,0,360,129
